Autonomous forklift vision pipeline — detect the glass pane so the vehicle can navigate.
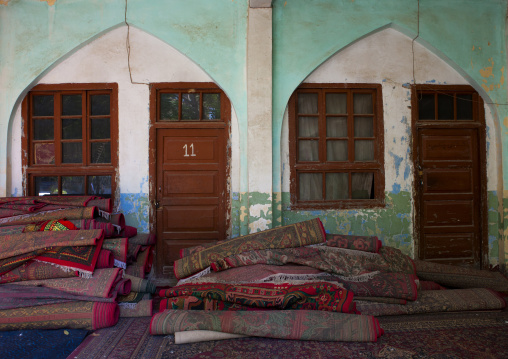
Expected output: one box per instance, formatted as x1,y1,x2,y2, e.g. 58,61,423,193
327,117,347,137
160,93,179,121
438,94,454,120
182,93,200,120
326,173,348,200
202,93,221,120
457,94,473,121
418,94,435,120
88,175,112,196
299,173,322,201
34,119,54,140
353,93,373,114
34,143,55,164
33,95,54,116
91,142,111,163
298,93,318,114
62,95,82,116
62,142,82,163
62,176,85,195
35,176,58,196
352,172,374,199
91,118,111,139
327,140,348,161
298,117,319,137
91,94,110,116
354,140,374,161
62,118,82,139
298,140,319,161
354,117,374,137
326,93,347,114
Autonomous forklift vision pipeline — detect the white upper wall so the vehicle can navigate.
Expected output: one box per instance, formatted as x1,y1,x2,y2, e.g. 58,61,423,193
10,26,240,196
281,28,498,193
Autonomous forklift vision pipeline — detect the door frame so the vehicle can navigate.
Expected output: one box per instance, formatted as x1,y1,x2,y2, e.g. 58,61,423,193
149,82,231,278
411,84,488,268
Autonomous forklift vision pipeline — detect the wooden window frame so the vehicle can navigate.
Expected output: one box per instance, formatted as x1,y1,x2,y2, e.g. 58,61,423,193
22,83,119,199
289,83,385,210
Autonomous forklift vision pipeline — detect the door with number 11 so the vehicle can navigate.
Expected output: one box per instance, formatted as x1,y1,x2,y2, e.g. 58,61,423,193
155,127,228,275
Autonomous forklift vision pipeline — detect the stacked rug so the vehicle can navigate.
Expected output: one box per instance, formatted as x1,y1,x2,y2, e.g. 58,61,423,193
0,196,156,333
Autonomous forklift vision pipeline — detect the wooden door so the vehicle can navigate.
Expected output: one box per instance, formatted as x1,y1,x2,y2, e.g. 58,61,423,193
416,128,483,267
155,127,228,276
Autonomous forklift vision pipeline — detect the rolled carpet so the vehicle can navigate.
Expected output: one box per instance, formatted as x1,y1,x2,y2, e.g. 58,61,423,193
174,218,326,279
118,299,153,317
0,301,118,331
150,309,383,342
175,330,247,344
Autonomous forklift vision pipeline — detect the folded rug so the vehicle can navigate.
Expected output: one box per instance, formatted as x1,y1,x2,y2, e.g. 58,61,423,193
325,234,382,253
150,309,383,342
102,238,128,269
174,218,326,279
414,259,508,292
0,301,118,331
356,288,506,316
0,260,79,284
160,281,355,313
12,267,124,299
67,219,116,238
96,249,114,269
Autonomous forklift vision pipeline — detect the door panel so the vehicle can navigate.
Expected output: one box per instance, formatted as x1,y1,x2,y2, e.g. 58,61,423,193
417,128,481,267
156,128,227,275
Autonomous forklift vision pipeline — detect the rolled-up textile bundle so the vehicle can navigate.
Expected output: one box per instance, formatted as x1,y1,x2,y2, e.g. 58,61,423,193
128,233,156,246
96,249,114,269
0,301,119,331
103,238,128,269
86,198,112,213
115,278,132,296
325,234,382,253
121,225,137,238
124,274,156,293
0,260,79,284
175,330,247,344
150,309,383,342
174,218,326,279
118,299,153,317
0,207,97,227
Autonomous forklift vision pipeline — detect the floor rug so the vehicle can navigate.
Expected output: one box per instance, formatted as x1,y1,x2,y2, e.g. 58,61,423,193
0,328,89,359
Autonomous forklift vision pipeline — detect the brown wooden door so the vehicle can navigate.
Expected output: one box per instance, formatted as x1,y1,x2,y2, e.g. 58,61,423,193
155,127,228,276
416,128,482,267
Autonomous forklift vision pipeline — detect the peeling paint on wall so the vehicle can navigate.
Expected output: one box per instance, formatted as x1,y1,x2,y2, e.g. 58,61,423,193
117,193,150,232
0,0,10,6
479,58,505,93
40,0,57,5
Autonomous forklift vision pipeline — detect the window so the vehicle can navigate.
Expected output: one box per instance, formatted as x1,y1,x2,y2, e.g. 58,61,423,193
289,84,384,209
22,83,118,198
414,85,480,122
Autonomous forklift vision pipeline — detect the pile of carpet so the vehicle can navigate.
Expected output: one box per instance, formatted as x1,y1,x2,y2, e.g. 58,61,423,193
150,217,508,344
0,196,156,332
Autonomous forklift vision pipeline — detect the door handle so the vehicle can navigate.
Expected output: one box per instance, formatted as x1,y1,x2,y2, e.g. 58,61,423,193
154,200,160,209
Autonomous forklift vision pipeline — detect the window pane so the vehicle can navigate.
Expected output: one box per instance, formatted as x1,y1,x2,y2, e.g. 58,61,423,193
182,93,200,120
160,93,179,121
299,173,322,200
62,142,82,163
91,118,111,139
91,94,110,116
418,94,435,120
88,175,112,196
353,93,373,114
354,117,374,137
33,95,54,116
62,95,82,116
327,140,348,161
438,94,454,120
298,140,319,161
35,176,58,196
457,94,473,121
34,143,55,164
352,172,374,199
327,117,347,137
62,118,82,139
34,119,54,140
298,93,318,114
202,93,221,120
326,173,348,200
91,142,111,163
326,93,347,114
354,140,374,161
298,117,319,137
62,176,85,195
